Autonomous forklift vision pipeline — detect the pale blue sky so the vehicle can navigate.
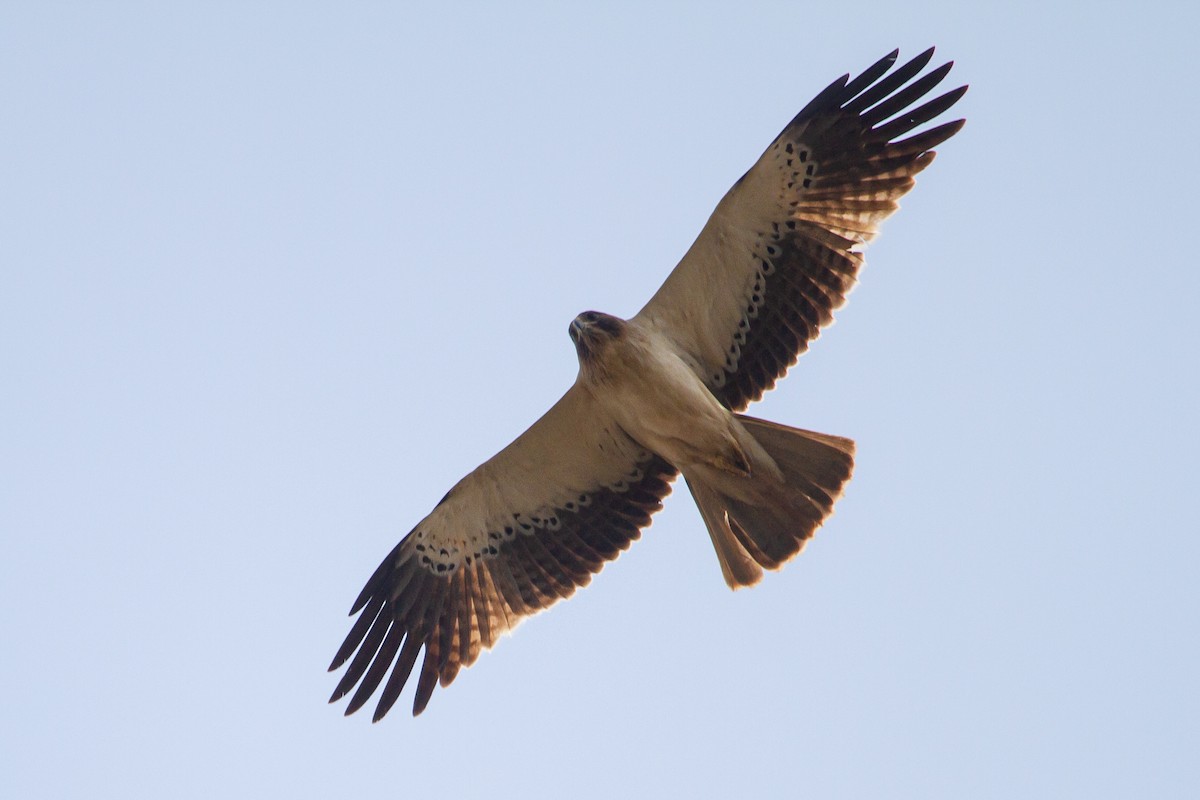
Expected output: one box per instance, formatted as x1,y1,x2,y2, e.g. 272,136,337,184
3,3,1198,798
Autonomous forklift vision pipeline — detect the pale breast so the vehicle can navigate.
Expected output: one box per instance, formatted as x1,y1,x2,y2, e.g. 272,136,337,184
584,321,738,470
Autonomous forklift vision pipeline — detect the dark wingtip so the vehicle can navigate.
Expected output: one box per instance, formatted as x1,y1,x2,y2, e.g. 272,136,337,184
908,47,937,75
871,48,899,74
327,644,354,672
791,72,851,122
843,50,900,99
412,678,436,716
940,85,971,108
344,693,369,716
348,587,375,616
898,47,937,82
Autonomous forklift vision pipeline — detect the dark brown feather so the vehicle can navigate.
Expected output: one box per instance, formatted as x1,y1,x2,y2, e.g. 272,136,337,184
347,623,406,715
411,635,440,717
843,48,935,114
328,595,384,672
860,61,954,126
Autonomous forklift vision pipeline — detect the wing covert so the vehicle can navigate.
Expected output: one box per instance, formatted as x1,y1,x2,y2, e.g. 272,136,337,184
328,385,676,719
636,48,966,411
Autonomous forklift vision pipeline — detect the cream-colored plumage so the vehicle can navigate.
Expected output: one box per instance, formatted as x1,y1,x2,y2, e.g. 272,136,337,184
577,318,745,475
329,48,966,720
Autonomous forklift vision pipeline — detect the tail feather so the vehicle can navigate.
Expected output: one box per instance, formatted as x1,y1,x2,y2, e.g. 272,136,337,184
685,476,764,588
684,415,855,589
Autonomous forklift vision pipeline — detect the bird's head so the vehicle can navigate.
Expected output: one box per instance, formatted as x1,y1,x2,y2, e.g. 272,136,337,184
568,310,626,363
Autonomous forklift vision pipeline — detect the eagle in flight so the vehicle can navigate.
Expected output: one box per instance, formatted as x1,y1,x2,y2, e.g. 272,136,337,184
330,48,966,719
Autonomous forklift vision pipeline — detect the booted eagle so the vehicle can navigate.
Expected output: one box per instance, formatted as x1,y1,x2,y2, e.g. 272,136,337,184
330,48,966,719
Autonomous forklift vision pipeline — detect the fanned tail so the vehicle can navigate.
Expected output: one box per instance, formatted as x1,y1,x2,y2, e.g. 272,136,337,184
684,415,854,589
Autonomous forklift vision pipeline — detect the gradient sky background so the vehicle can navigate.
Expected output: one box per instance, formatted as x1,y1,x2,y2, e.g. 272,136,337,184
3,3,1198,798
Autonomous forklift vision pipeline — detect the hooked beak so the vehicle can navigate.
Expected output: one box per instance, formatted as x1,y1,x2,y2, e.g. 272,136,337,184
569,317,594,360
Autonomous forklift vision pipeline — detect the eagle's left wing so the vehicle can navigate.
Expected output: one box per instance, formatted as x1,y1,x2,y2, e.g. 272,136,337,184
635,49,966,411
328,385,676,719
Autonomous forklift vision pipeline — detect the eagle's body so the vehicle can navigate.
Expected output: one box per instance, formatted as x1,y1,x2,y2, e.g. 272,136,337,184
329,49,967,720
572,312,744,477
